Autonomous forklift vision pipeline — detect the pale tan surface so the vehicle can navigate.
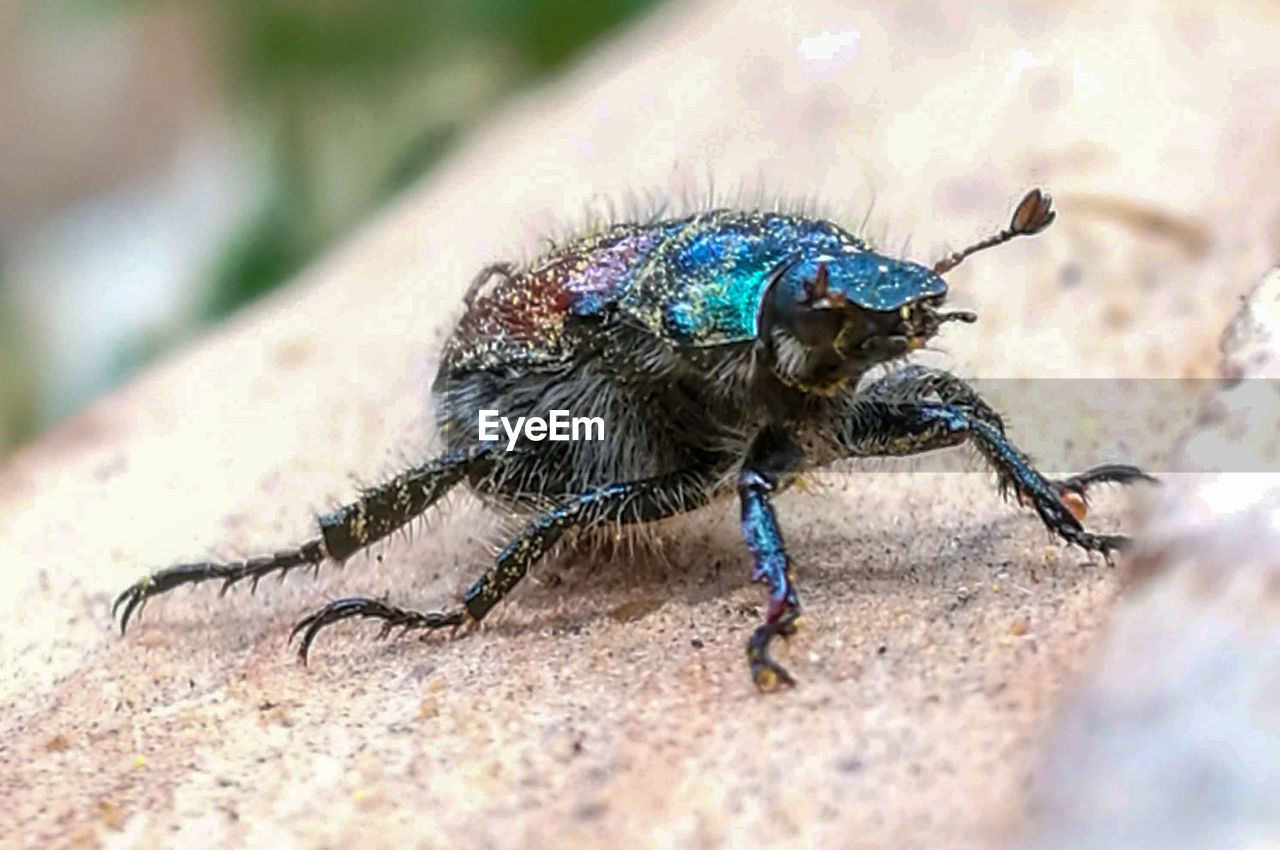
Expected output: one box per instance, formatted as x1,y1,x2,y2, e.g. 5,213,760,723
4,1,1280,848
1026,271,1280,849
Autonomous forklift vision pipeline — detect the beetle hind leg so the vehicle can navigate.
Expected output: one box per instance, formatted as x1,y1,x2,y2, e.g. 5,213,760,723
113,446,491,636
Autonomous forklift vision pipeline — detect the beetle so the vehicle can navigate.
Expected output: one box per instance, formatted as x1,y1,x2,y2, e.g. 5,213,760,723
114,188,1151,689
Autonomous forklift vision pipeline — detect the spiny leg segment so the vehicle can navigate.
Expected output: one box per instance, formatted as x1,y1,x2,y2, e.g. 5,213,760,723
841,368,1154,559
289,468,715,662
113,540,328,634
113,446,489,633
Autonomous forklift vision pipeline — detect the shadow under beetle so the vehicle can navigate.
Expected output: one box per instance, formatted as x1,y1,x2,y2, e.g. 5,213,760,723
115,188,1153,689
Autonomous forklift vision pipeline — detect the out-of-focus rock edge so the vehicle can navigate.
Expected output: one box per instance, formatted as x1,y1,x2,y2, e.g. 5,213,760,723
1025,269,1280,850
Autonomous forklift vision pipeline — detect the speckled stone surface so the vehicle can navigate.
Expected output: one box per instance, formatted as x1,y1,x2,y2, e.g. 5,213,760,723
4,1,1280,847
1025,271,1280,850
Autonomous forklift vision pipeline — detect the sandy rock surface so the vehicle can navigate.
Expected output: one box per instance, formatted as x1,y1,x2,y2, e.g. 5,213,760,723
4,1,1280,848
1025,271,1280,849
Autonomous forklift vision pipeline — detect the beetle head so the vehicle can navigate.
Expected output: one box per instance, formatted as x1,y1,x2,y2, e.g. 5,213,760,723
755,187,1055,393
756,252,973,391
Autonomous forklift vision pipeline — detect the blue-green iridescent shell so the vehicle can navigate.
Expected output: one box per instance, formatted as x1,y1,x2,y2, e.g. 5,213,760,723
443,209,949,374
610,211,945,347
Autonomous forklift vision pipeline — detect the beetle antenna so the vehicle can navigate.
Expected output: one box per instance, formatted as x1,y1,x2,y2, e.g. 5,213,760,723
933,187,1056,275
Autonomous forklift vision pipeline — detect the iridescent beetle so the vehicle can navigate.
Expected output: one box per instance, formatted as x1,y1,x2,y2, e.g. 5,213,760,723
115,188,1151,689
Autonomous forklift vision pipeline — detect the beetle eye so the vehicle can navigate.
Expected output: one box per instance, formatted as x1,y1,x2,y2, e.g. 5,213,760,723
790,301,844,346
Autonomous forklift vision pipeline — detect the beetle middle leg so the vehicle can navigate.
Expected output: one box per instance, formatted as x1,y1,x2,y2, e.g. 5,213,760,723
837,369,1153,559
290,468,715,661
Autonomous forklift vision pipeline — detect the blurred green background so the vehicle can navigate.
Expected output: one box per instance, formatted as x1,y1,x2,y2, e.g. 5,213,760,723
0,0,664,456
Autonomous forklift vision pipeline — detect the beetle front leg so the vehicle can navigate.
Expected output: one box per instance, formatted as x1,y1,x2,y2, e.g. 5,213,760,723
739,426,805,690
837,384,1152,561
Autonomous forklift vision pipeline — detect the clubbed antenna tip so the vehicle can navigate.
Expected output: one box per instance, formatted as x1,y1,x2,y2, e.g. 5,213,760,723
933,187,1056,276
